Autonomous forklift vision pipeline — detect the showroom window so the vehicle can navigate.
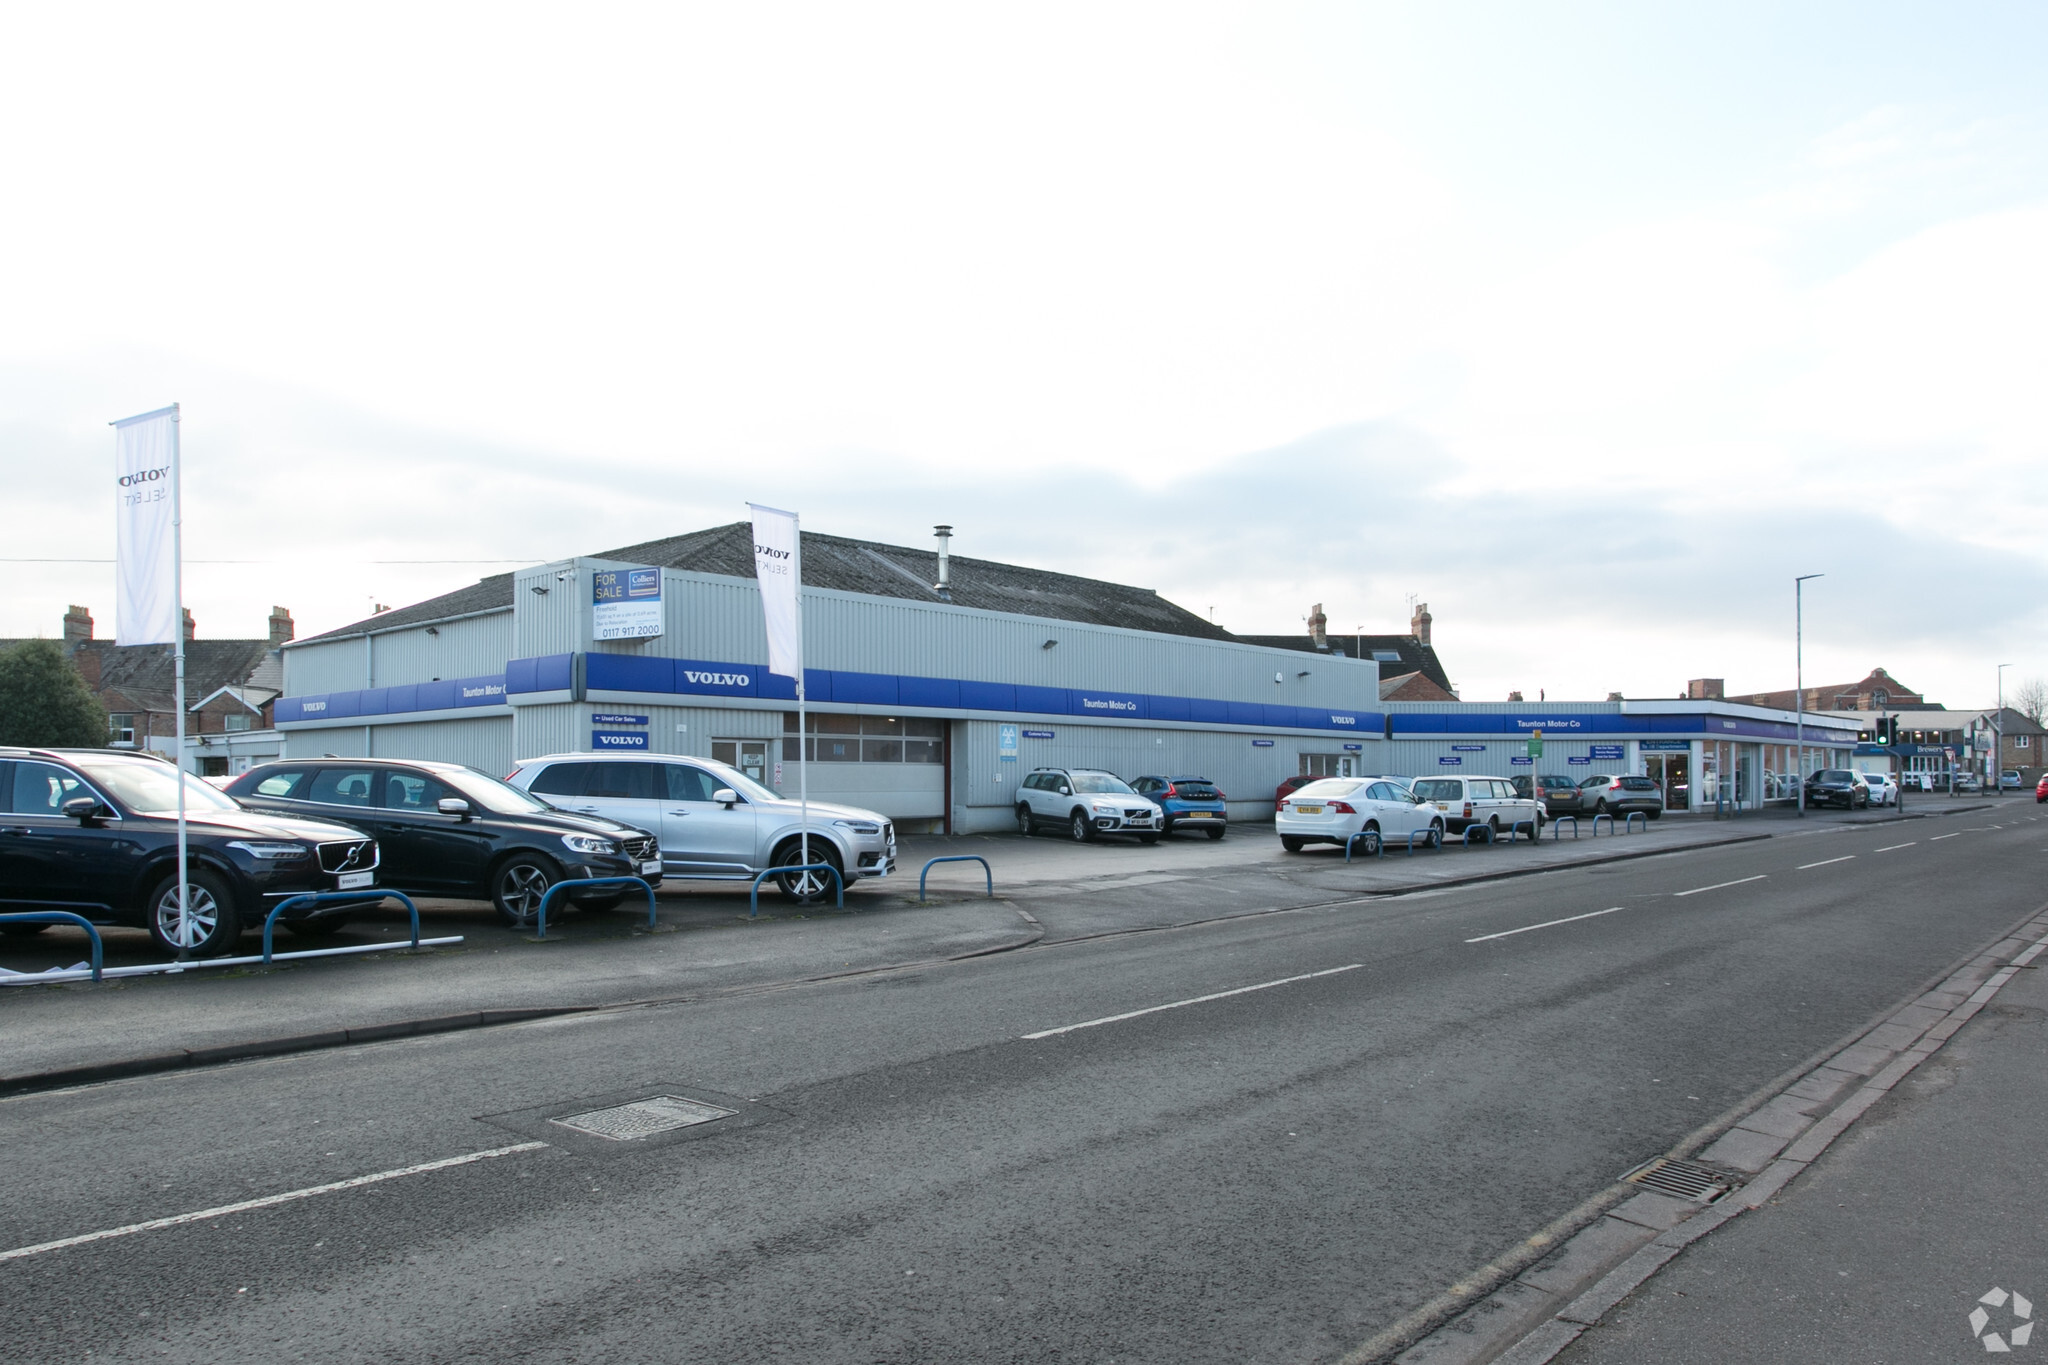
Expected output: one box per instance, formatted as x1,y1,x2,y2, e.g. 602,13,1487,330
781,713,943,763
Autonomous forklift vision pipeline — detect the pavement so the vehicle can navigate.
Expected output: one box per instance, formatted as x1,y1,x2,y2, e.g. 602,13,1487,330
2,800,2042,1363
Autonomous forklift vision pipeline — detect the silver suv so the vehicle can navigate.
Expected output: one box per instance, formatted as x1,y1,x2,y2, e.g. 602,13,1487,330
507,752,894,902
1015,768,1164,843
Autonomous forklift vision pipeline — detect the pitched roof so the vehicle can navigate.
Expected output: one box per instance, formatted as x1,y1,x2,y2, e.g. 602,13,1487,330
1233,631,1454,694
76,638,278,712
293,573,518,645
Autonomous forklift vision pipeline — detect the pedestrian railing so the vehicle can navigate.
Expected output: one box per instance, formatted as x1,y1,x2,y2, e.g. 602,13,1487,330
0,909,106,982
1462,824,1496,846
1590,813,1615,836
749,864,844,919
1343,830,1380,862
264,891,421,963
535,877,656,941
1625,811,1648,834
1508,819,1538,843
919,855,993,901
1550,816,1579,840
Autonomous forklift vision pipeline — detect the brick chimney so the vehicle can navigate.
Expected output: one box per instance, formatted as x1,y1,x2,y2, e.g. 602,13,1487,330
268,606,295,648
1687,678,1724,700
62,605,93,657
1307,603,1328,651
182,607,196,641
1410,601,1432,646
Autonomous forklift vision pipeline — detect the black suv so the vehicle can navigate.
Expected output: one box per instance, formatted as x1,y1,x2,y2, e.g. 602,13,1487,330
225,759,661,926
0,747,382,956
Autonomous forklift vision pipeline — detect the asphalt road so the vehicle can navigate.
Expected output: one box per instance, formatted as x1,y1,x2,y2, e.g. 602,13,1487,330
3,809,2041,1364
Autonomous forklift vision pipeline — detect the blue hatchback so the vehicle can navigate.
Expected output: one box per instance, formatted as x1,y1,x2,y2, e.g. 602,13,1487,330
1129,775,1228,839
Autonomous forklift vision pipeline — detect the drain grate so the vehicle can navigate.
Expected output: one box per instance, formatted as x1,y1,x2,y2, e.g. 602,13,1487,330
1620,1157,1736,1204
550,1095,737,1141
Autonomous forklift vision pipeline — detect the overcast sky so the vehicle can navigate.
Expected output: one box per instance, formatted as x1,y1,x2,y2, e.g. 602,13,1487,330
4,2,2044,707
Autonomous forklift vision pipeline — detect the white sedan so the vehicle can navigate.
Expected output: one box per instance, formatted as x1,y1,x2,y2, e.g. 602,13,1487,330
1858,772,1897,806
1277,778,1445,855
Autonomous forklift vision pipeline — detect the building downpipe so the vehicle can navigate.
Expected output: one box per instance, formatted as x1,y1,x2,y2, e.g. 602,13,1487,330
933,525,953,601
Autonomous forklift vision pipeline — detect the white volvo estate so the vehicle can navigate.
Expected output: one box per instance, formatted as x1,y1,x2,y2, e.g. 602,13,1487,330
1275,778,1445,855
507,753,895,902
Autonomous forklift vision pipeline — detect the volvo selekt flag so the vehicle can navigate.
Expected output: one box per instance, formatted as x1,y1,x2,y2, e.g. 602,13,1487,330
748,503,802,684
113,405,180,645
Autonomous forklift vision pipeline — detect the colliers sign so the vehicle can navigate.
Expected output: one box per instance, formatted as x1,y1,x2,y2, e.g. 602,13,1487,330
593,566,663,641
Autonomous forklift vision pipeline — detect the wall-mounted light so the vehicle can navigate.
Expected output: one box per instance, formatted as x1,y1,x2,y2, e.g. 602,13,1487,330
1274,672,1283,684
425,626,439,636
1297,670,1311,678
1042,639,1058,650
529,585,549,595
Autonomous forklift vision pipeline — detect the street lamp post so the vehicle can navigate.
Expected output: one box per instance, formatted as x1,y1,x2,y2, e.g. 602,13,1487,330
1795,574,1824,817
1997,663,2011,794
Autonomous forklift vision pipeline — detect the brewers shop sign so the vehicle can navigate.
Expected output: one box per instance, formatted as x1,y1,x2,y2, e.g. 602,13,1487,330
593,567,663,641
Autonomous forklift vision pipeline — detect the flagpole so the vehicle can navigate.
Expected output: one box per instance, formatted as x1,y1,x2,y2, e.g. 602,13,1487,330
171,404,190,951
794,521,808,879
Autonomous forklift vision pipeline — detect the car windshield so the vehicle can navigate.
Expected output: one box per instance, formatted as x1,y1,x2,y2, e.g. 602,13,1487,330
74,760,242,815
1070,774,1136,795
1410,779,1461,801
441,768,559,814
1293,780,1362,799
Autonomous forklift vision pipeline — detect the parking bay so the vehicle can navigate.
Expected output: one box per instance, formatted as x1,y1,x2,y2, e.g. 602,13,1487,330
1,817,2039,1362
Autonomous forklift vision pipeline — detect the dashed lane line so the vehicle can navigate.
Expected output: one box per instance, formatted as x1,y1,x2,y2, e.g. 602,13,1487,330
1673,874,1767,898
1930,832,1963,841
1466,907,1625,944
0,1142,549,1264
1797,855,1857,870
1875,842,1917,853
1022,964,1363,1039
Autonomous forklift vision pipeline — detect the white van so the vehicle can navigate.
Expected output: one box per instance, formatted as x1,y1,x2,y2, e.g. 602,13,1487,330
1408,775,1541,837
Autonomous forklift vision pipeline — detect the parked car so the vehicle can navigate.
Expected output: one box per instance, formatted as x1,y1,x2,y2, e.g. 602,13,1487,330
1575,773,1665,820
1513,773,1582,813
1276,778,1444,854
1954,772,1983,793
1017,768,1162,842
505,752,892,902
1858,772,1898,807
1801,769,1869,810
1273,775,1320,812
1129,775,1227,839
2000,770,2023,792
1409,775,1542,837
2036,774,2048,803
2,747,382,956
227,758,663,924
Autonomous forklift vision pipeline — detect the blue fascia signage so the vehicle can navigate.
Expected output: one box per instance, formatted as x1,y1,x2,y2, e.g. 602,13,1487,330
1511,756,1533,766
1252,739,1275,747
591,712,647,726
1342,743,1362,751
1567,756,1592,765
1022,729,1055,739
1589,744,1625,760
275,672,510,724
1639,740,1691,752
592,729,648,749
1450,744,1486,752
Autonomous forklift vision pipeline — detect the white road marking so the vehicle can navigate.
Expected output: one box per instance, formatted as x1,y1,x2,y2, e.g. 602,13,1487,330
1930,833,1963,841
1023,965,1363,1039
1466,907,1625,944
0,1141,548,1264
1673,875,1767,898
1875,843,1916,853
1797,856,1856,870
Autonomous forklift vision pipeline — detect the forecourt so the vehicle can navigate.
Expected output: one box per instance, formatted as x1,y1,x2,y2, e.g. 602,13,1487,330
2,813,2037,1363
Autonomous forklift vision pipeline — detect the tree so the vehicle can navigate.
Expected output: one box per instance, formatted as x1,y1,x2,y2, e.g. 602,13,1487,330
2013,677,2048,728
0,639,107,748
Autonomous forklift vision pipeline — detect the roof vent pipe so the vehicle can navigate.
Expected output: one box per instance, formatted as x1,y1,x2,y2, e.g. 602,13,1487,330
933,525,953,601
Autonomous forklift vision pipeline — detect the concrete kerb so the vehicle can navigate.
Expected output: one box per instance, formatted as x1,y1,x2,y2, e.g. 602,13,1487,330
1372,898,2048,1365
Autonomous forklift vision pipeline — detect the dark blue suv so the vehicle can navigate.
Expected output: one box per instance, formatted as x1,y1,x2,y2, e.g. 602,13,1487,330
1129,776,1228,839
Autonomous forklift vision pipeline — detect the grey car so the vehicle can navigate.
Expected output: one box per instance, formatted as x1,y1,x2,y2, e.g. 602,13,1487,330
1574,773,1665,820
507,752,894,902
1016,768,1163,843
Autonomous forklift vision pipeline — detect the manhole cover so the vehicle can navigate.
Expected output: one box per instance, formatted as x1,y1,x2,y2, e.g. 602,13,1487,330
550,1095,737,1141
1620,1157,1736,1204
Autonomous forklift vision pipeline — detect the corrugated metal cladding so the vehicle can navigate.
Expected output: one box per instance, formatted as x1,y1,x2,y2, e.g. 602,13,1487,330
513,703,783,766
283,717,514,774
574,562,1381,712
957,719,1372,830
283,611,512,694
1384,738,1612,778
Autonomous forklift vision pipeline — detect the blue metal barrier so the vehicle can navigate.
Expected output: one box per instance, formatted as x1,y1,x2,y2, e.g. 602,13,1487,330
535,876,656,941
749,863,844,919
1551,816,1578,840
1625,811,1647,834
264,891,420,963
1344,829,1383,862
1410,828,1441,854
919,856,993,901
0,910,106,982
1591,813,1614,836
1462,824,1496,846
1509,820,1538,843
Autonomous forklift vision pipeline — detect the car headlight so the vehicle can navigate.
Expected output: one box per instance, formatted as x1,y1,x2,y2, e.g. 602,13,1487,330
1091,801,1119,812
561,834,619,855
226,840,309,860
834,819,881,834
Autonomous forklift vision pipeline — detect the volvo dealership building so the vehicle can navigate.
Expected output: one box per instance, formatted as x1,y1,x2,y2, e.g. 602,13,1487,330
274,522,1861,829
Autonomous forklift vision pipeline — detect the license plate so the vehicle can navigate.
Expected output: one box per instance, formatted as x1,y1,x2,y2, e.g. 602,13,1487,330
1186,811,1216,818
1295,804,1323,815
336,870,374,890
640,860,662,876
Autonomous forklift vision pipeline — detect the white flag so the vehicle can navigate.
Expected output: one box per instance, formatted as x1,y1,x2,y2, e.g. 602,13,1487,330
748,503,802,683
113,406,180,646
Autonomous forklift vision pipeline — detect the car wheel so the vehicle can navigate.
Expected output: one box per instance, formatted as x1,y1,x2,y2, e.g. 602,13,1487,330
1281,836,1305,852
1594,799,1610,815
282,915,351,938
146,866,242,957
1487,817,1501,842
1016,805,1034,837
1358,826,1382,857
1069,811,1094,842
492,854,560,928
773,841,843,904
1205,826,1225,840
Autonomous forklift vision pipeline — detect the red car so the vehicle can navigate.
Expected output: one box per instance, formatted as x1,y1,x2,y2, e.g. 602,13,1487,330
2036,774,2048,803
1274,775,1320,811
